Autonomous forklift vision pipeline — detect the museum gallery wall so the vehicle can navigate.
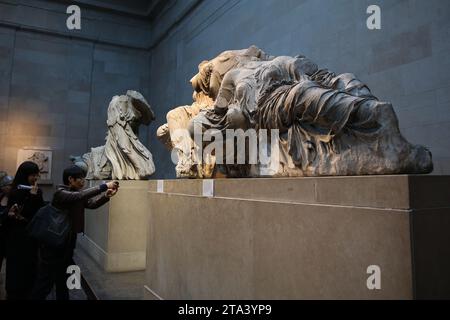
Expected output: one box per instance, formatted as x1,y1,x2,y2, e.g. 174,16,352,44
0,0,449,189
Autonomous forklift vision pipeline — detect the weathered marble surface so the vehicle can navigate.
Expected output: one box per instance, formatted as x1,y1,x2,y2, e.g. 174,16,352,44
158,46,272,178
157,92,215,178
72,90,156,180
159,46,433,178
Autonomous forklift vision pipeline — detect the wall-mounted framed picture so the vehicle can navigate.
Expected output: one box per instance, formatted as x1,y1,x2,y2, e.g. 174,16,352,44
17,147,53,185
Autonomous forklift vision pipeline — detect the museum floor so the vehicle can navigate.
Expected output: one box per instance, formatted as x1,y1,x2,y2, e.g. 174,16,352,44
0,247,145,300
73,248,146,300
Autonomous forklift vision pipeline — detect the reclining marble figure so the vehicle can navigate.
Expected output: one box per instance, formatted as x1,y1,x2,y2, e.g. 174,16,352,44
72,90,156,180
158,45,433,178
157,46,274,178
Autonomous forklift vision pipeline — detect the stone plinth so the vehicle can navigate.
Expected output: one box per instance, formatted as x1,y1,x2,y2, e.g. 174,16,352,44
144,176,450,299
77,180,150,272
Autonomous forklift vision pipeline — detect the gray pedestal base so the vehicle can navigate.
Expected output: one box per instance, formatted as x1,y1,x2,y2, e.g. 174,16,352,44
144,176,450,299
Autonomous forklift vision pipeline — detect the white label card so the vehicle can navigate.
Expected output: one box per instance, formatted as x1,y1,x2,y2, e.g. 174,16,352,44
157,180,164,193
202,179,214,198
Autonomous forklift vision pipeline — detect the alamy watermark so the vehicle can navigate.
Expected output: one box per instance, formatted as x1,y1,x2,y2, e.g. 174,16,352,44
170,126,281,168
65,4,382,32
66,5,81,30
66,265,81,290
367,5,381,30
366,265,381,290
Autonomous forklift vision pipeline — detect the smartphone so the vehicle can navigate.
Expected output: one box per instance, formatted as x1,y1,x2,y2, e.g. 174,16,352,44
17,184,33,190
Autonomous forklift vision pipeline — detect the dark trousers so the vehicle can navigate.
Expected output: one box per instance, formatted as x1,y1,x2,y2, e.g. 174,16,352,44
31,233,77,300
0,228,5,273
5,226,38,300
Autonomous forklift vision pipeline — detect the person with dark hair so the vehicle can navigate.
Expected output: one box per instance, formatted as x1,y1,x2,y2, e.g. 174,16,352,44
31,165,119,300
0,175,13,276
5,161,44,300
62,164,86,185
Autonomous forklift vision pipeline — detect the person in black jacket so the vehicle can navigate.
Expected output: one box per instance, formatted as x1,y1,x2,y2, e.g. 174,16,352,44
31,165,119,300
5,161,44,300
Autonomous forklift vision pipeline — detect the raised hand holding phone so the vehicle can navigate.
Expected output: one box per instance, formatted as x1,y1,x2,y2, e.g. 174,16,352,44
106,188,118,198
106,181,119,190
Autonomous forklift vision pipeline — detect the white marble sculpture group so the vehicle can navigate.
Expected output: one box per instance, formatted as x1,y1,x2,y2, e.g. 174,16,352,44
74,46,433,180
72,90,156,180
158,45,433,178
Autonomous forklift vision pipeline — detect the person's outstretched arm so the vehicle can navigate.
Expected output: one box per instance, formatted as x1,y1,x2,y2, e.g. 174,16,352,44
85,193,110,210
85,182,119,209
54,184,108,206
